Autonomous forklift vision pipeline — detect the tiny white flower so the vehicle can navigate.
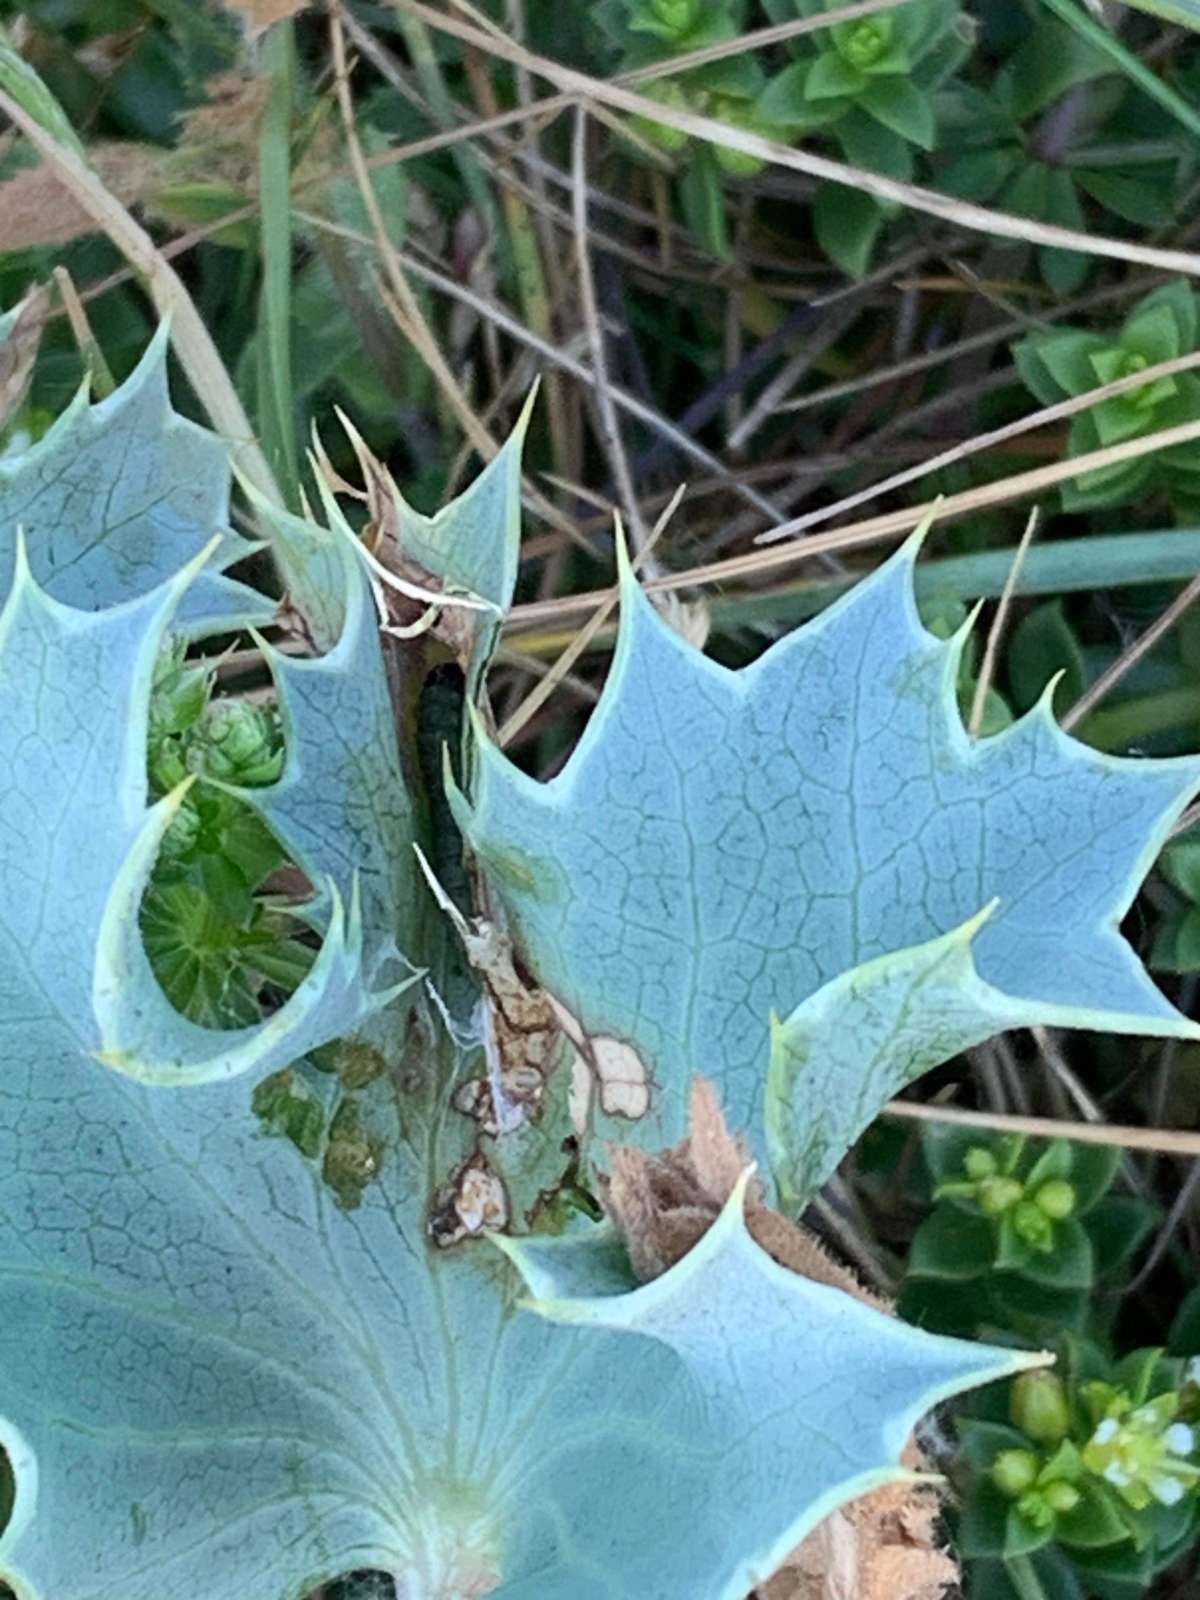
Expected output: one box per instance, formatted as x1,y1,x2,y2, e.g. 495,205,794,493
1093,1419,1119,1445
1165,1423,1194,1456
1150,1475,1185,1507
1103,1462,1132,1487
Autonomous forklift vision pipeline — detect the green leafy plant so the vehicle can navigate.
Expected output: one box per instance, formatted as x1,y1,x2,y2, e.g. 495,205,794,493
1015,279,1200,516
899,1122,1199,1596
958,1345,1200,1597
1151,827,1200,973
137,641,320,1026
901,1129,1157,1338
599,0,777,257
756,0,975,273
936,16,1185,294
610,0,744,53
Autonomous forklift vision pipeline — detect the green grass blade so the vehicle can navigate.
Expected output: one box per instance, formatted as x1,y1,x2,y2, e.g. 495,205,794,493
257,19,300,503
1038,0,1200,137
705,529,1200,632
1114,0,1200,27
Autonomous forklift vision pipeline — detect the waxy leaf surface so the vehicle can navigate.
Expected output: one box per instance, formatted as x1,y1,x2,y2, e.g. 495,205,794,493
0,353,1063,1600
0,326,273,632
461,539,1200,1191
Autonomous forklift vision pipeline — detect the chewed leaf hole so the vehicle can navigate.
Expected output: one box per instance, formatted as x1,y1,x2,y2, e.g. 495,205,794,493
0,1447,12,1538
141,638,319,1030
322,1573,395,1600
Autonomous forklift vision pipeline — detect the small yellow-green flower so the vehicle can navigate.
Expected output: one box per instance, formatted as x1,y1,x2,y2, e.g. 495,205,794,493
1081,1391,1200,1510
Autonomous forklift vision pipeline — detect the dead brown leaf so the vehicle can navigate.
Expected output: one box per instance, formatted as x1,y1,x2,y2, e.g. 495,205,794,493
602,1078,884,1302
0,144,162,253
759,1461,955,1600
170,72,269,190
0,284,49,431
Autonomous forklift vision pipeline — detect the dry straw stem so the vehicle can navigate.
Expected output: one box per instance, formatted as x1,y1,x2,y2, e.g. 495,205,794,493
762,346,1200,540
392,0,1200,279
505,407,1200,627
0,283,48,430
328,3,588,548
967,506,1039,738
327,5,481,428
0,81,282,508
776,276,1166,422
1063,568,1200,732
571,104,649,552
295,206,785,523
498,485,687,748
52,265,116,397
885,1099,1200,1158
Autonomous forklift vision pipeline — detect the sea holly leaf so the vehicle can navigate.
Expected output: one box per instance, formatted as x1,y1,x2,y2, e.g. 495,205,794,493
0,535,394,1086
385,398,530,624
0,643,1032,1600
458,535,1200,1174
497,1174,1042,1599
0,350,1049,1600
236,485,351,652
0,323,274,633
0,923,1035,1600
235,535,418,961
766,907,1027,1204
327,396,531,692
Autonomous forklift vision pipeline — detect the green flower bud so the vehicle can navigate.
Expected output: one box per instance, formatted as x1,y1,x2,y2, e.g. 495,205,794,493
628,80,692,155
1012,1198,1054,1250
964,1146,998,1181
651,0,697,32
711,97,766,177
1016,1490,1055,1530
149,735,190,796
978,1175,1023,1215
159,791,200,863
1011,1371,1071,1445
150,640,210,738
195,701,284,787
992,1449,1040,1497
1042,1480,1081,1514
838,18,891,70
1035,1179,1076,1220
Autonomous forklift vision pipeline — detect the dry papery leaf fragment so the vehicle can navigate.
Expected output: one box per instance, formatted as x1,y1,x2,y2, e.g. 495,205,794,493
0,143,162,253
603,1079,958,1600
0,283,48,430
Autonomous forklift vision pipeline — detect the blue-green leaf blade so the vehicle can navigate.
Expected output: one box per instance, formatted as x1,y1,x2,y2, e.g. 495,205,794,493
460,537,1200,1160
0,327,262,622
499,1177,1045,1599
